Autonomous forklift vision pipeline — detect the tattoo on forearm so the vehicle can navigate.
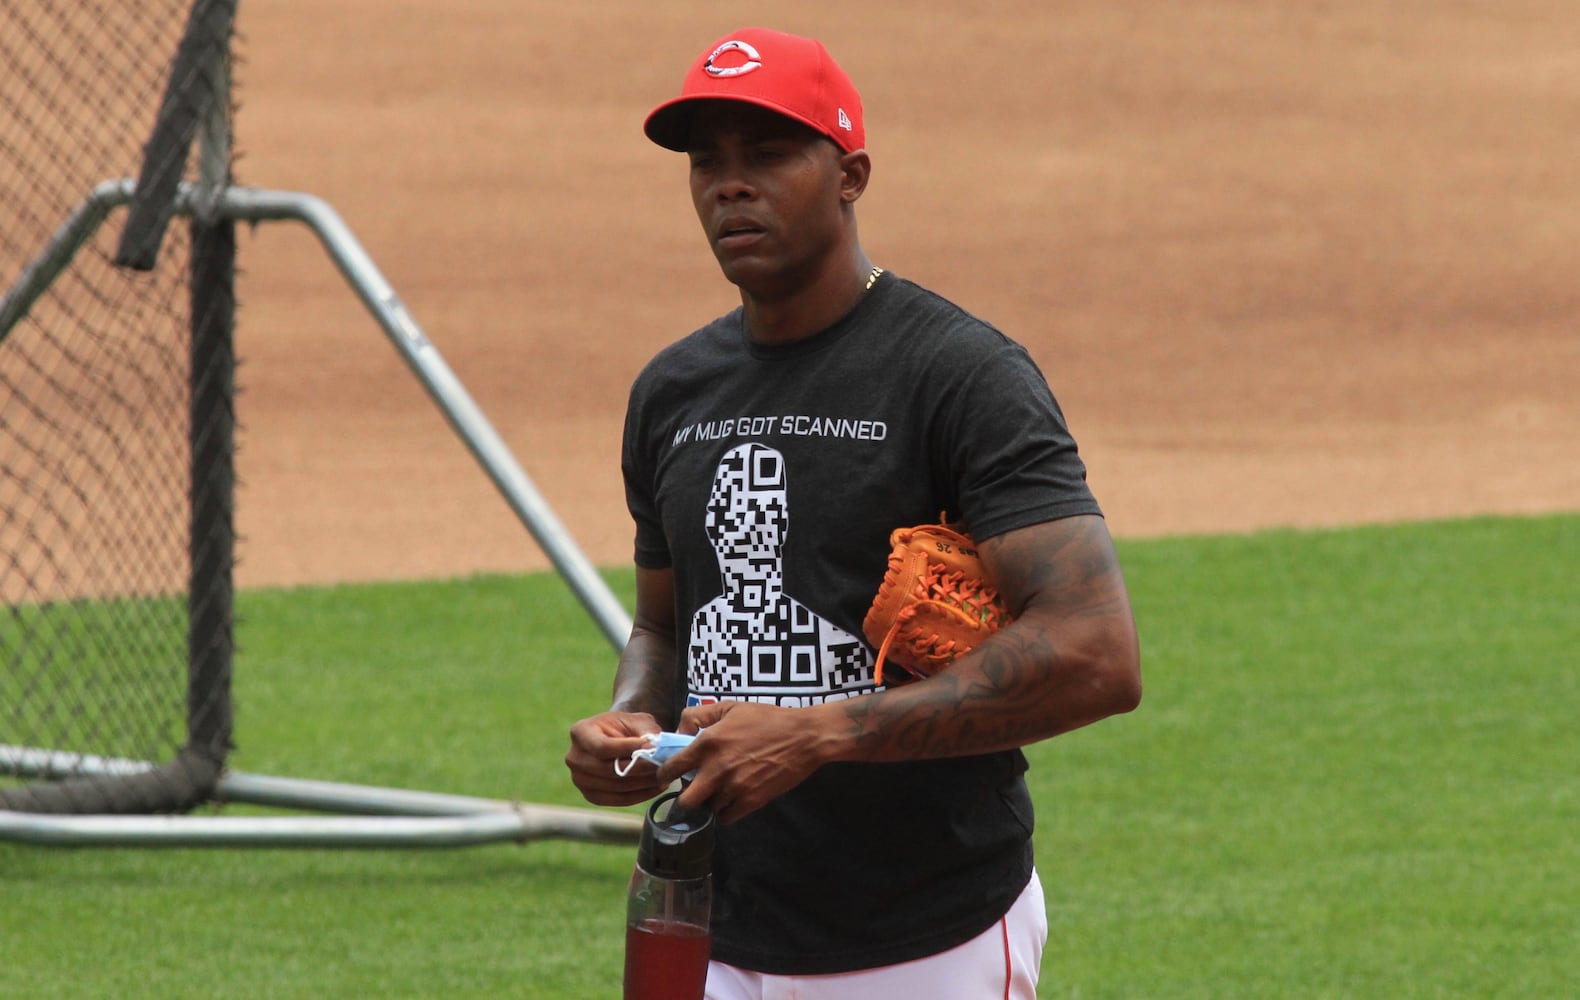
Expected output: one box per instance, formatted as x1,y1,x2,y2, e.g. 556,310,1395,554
846,625,1066,758
611,628,680,723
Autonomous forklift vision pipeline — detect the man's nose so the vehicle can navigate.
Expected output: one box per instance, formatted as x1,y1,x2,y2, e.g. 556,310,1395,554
714,156,754,201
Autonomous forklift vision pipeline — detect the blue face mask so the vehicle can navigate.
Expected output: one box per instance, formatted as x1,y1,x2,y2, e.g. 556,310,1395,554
614,731,697,778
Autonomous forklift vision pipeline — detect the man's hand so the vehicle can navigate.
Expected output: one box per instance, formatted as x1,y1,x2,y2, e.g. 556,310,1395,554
565,710,669,807
565,566,681,809
658,700,840,824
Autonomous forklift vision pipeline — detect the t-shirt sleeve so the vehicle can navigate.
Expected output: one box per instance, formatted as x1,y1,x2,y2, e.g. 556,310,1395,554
937,341,1101,542
622,375,673,569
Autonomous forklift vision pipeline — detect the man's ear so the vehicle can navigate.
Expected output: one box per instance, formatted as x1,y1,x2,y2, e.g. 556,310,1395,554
839,149,872,204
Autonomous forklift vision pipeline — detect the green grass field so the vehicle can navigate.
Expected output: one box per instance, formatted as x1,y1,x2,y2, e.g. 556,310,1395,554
2,514,1574,998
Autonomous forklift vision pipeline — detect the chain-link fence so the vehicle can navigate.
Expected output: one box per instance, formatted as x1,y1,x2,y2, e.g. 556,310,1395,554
0,2,638,847
1,0,237,813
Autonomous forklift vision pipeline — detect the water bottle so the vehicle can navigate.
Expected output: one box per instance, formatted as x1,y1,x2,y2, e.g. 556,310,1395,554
623,790,715,1000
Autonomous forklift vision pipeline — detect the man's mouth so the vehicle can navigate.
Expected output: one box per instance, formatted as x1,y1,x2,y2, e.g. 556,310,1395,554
717,218,765,246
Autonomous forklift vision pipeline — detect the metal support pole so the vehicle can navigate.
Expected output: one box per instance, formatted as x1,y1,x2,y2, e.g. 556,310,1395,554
0,180,632,650
0,745,641,848
214,186,634,651
0,178,132,343
1,180,636,846
0,808,638,849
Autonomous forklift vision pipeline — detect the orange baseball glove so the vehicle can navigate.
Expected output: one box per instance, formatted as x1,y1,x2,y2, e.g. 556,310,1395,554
862,522,1011,686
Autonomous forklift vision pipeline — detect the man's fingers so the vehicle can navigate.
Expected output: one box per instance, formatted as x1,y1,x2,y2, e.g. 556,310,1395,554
575,764,668,804
654,747,697,789
677,700,738,733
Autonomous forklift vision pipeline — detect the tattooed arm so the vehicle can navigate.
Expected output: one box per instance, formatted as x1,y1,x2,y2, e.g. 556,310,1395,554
666,515,1141,822
565,566,680,807
841,514,1142,758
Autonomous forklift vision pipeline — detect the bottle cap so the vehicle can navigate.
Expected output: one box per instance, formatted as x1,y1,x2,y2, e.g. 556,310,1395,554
638,790,715,880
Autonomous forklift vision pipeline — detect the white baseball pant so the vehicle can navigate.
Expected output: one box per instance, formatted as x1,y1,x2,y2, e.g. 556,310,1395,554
703,869,1046,1000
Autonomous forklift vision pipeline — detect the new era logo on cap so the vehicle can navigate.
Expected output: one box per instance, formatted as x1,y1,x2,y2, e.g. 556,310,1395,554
644,27,866,153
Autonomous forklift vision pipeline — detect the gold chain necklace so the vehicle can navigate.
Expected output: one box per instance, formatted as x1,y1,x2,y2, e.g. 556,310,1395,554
866,265,885,291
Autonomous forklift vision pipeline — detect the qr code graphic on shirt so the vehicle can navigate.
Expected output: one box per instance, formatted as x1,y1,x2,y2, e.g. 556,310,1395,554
688,443,873,704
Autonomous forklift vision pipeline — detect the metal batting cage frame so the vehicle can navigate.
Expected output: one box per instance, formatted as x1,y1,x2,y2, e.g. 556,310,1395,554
1,1,636,847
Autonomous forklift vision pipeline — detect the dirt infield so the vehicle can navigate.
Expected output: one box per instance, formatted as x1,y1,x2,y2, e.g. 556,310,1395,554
231,1,1577,589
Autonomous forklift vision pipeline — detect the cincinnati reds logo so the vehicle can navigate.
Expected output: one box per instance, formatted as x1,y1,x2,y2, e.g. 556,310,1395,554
704,40,763,78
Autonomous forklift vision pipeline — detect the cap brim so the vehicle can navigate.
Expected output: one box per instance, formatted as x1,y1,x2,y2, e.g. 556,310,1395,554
642,95,845,153
642,96,706,152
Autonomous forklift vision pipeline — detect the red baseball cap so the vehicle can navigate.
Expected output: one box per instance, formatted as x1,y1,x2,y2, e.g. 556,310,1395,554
644,28,865,153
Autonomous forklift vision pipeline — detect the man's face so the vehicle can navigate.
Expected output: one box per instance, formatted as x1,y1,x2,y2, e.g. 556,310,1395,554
685,102,850,296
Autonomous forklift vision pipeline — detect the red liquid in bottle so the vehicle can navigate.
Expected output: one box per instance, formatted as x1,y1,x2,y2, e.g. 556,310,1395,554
623,918,712,1000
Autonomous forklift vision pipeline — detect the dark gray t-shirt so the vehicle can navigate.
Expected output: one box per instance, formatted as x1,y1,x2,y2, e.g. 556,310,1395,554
621,273,1099,974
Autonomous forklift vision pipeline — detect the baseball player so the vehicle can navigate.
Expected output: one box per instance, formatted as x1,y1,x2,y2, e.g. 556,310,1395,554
566,27,1142,999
